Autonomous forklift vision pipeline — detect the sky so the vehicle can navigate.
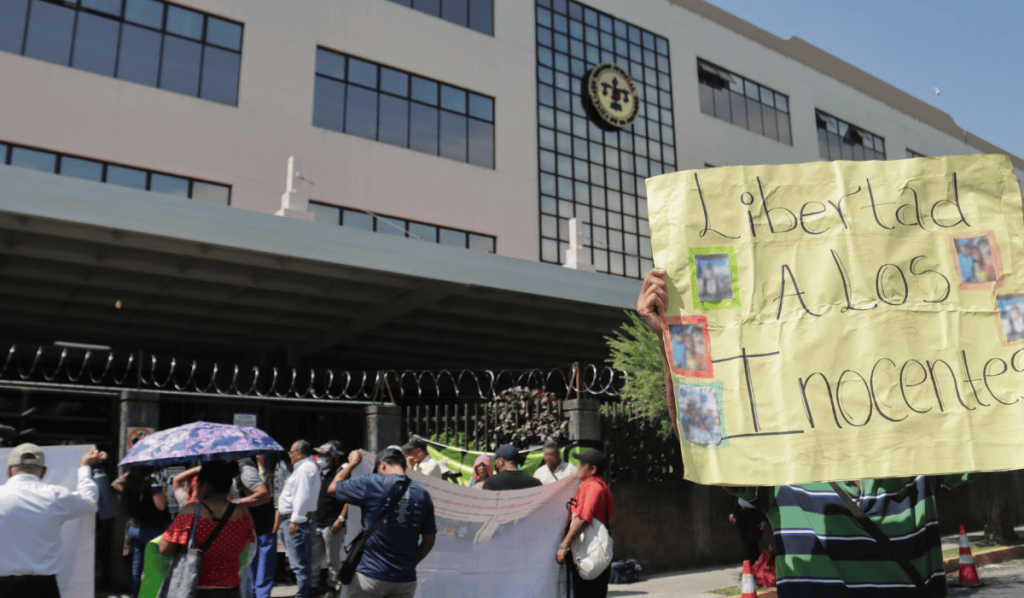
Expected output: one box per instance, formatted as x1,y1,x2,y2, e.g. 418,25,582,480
702,0,1024,159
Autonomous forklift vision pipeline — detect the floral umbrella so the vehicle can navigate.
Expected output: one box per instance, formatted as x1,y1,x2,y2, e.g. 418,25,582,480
119,421,285,466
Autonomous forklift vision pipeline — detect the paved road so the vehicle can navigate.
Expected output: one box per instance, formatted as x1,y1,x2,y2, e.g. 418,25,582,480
948,559,1024,598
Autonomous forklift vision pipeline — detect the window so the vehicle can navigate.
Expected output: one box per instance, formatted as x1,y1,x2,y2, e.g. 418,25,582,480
309,202,496,253
535,0,673,279
816,110,885,161
0,0,242,106
1,140,231,204
906,149,925,159
697,59,791,145
385,0,493,36
314,48,495,169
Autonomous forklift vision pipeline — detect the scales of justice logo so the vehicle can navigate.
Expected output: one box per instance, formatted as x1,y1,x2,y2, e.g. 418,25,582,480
583,62,640,130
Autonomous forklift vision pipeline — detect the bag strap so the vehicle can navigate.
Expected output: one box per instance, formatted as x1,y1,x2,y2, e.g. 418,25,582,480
196,502,237,552
185,503,204,549
828,482,927,592
364,477,411,540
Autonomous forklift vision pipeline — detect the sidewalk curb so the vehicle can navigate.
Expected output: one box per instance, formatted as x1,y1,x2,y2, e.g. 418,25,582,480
943,544,1024,574
725,588,776,598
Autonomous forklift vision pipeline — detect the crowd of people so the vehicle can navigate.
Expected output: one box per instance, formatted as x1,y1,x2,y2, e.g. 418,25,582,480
1,434,614,598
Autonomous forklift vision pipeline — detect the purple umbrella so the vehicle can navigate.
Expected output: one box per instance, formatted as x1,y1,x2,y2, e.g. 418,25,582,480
119,421,285,466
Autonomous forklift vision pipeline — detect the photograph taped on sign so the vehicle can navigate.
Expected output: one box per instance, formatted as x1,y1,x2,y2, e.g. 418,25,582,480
646,154,1024,485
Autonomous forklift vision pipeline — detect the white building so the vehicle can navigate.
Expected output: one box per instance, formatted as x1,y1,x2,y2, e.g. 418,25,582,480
0,0,1020,370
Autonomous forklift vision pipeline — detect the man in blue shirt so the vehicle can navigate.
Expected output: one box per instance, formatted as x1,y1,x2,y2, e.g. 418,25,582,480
330,448,437,598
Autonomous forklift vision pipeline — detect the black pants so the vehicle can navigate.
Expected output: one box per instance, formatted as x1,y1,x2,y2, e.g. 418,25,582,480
568,559,611,598
734,508,767,564
196,587,242,598
0,575,61,598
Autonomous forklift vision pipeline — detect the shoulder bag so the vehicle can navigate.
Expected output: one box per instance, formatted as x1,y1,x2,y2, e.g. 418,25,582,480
339,477,412,586
571,500,613,580
157,502,237,598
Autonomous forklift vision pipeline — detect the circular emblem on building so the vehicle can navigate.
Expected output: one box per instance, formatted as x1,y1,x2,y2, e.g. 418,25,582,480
584,63,640,129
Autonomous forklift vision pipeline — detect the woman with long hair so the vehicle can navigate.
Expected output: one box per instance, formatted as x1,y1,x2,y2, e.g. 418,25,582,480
159,461,255,598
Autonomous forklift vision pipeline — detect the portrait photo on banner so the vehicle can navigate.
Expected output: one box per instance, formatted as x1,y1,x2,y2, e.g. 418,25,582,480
675,380,725,447
662,315,712,378
688,247,740,310
996,292,1024,344
950,230,1003,289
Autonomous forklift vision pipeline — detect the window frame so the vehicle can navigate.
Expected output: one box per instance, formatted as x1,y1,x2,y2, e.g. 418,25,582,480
385,0,494,36
814,109,886,162
696,58,791,145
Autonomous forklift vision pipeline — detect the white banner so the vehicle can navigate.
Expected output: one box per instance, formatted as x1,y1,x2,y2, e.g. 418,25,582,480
409,471,579,598
0,444,96,598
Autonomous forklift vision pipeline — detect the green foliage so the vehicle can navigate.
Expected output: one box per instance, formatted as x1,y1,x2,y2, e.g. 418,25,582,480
606,310,673,438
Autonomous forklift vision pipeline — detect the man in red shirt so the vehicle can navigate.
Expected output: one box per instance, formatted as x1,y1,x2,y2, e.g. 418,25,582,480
556,450,613,598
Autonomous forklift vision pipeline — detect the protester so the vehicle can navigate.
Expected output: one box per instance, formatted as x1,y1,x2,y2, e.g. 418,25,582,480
329,448,437,598
311,442,348,598
400,438,442,478
159,461,255,598
248,454,281,598
112,466,171,597
482,444,542,491
534,439,577,485
468,454,493,488
276,440,321,598
230,457,273,598
637,267,972,597
728,494,769,565
0,444,106,597
556,449,613,598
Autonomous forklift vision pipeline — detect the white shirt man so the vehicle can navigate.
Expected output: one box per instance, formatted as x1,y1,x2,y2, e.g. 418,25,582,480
0,444,106,597
279,450,321,524
534,441,577,485
400,439,442,479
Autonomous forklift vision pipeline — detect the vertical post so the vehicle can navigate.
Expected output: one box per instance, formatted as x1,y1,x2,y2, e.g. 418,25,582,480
364,404,401,455
563,398,600,442
118,390,159,466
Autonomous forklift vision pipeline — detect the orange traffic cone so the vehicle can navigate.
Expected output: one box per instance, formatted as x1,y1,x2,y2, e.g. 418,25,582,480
741,560,758,597
957,525,981,586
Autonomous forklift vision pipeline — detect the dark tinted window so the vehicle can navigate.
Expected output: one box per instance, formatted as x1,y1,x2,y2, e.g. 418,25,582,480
316,202,496,252
0,0,243,106
697,59,791,145
815,110,885,161
390,0,492,35
60,156,104,182
314,48,494,168
10,146,56,173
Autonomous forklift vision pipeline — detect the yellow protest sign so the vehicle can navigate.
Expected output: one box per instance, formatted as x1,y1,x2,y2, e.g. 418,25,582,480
646,154,1024,485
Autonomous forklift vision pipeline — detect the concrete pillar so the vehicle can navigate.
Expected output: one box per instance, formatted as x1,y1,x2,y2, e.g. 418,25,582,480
365,404,402,454
118,390,159,464
563,398,600,441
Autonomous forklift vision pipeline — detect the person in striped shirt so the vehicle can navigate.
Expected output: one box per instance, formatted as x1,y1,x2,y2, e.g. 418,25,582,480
636,268,972,597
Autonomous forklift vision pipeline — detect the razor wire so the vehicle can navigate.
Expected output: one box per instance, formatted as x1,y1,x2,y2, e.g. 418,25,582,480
0,344,625,403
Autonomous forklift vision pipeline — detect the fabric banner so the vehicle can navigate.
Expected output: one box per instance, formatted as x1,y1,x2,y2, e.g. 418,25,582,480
422,438,591,486
647,154,1024,485
410,471,578,598
0,445,95,598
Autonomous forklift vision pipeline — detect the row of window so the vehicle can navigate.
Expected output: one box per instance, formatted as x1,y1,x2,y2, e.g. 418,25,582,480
0,141,231,205
0,0,242,106
698,60,791,145
308,202,496,253
385,0,493,36
816,110,886,161
313,48,495,169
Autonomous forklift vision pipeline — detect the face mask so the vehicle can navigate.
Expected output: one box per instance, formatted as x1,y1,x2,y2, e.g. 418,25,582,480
316,459,329,471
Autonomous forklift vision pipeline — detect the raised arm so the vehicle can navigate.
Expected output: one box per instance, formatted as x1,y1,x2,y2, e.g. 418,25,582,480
637,268,677,437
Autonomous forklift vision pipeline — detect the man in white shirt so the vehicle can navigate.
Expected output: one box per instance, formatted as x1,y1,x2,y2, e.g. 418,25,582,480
275,440,322,598
400,438,442,479
0,443,107,598
533,439,577,485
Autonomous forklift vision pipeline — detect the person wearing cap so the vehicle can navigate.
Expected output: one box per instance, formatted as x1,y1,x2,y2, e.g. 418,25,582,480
311,442,348,598
328,448,437,598
556,449,614,598
275,440,322,598
481,444,542,491
0,444,107,597
399,438,442,479
534,439,577,485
